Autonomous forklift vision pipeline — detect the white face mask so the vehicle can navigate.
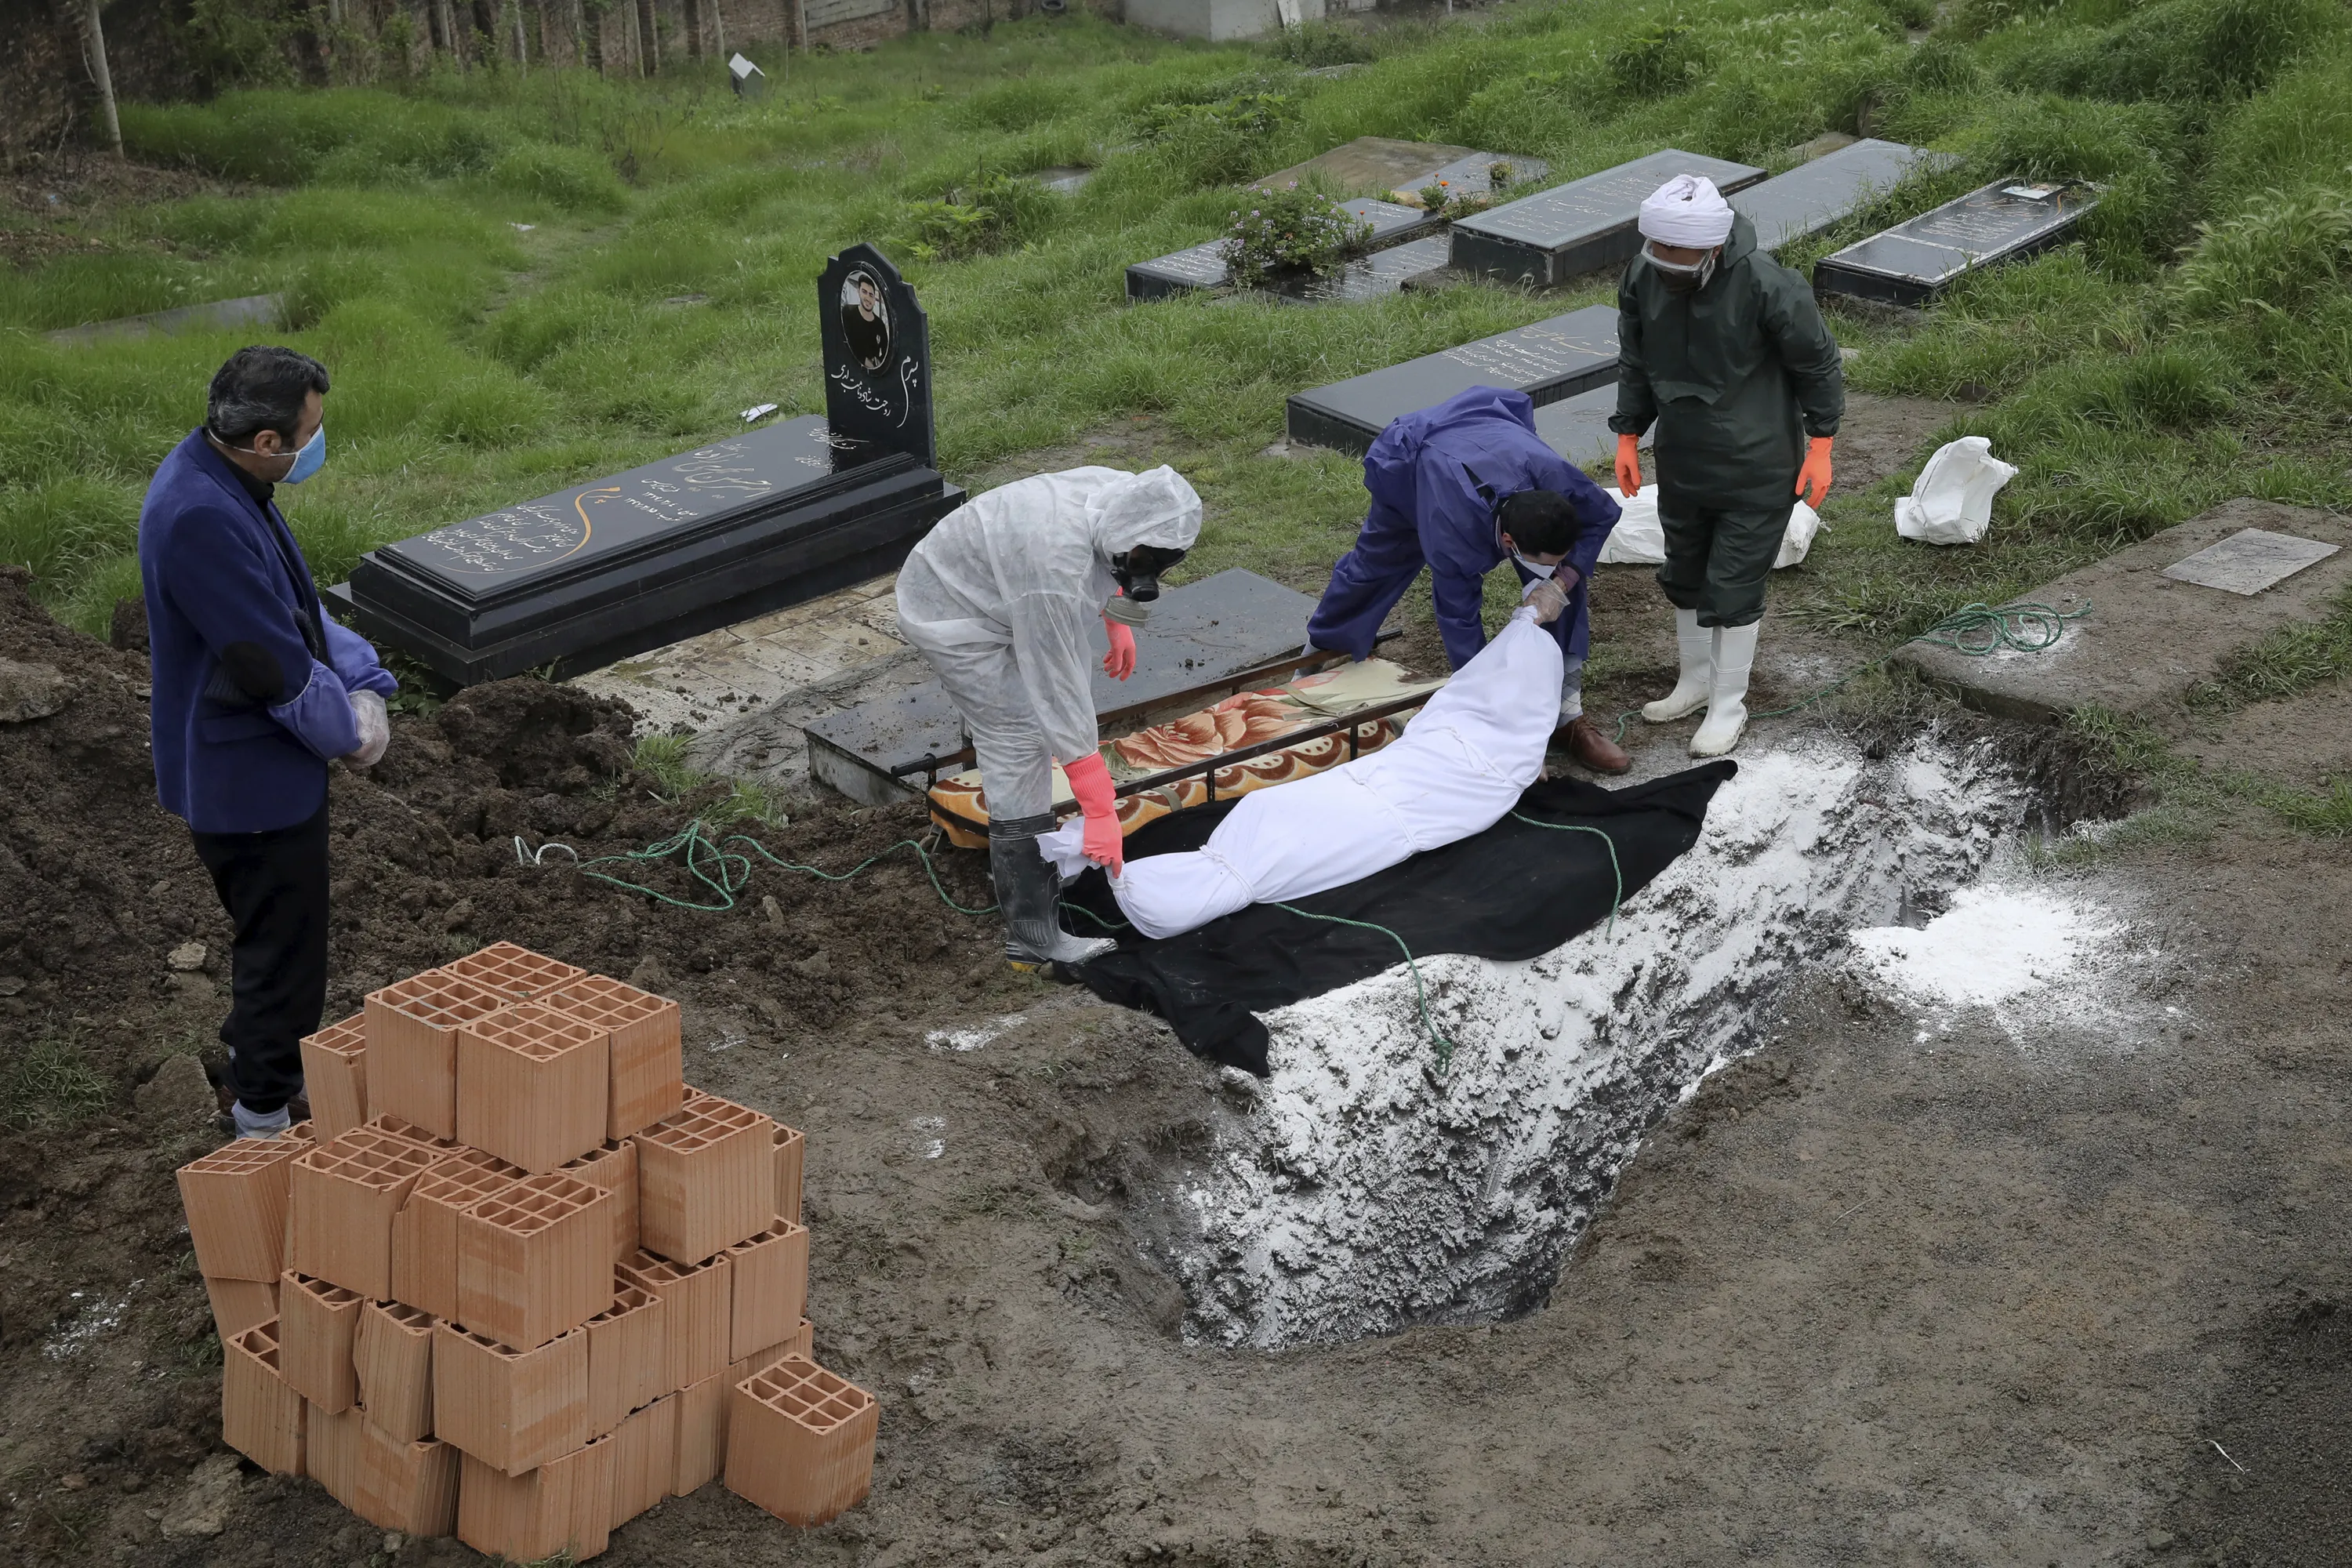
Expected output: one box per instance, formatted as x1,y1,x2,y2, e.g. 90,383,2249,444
1509,549,1556,582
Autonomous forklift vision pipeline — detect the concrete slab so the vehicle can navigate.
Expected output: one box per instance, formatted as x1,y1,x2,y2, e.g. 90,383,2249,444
2161,529,2339,596
1893,499,2352,726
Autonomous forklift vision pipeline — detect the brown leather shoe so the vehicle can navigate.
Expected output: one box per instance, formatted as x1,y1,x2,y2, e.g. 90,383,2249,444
1555,715,1632,775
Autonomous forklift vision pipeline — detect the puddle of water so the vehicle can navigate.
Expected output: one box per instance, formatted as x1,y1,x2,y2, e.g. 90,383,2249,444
1152,735,2029,1349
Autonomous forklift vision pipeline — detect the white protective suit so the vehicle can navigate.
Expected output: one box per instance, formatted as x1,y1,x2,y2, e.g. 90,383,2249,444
895,466,1203,823
1042,601,1564,939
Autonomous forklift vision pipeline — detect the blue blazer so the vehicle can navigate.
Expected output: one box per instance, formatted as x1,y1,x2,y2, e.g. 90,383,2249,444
138,430,397,834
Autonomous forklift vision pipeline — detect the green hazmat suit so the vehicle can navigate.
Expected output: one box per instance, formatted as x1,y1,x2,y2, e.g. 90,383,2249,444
1609,211,1846,627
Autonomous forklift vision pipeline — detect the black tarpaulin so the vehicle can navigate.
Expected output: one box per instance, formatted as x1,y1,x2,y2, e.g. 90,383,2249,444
1064,760,1737,1074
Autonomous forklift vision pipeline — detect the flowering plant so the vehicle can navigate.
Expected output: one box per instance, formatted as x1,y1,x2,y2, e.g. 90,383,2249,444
1219,182,1374,287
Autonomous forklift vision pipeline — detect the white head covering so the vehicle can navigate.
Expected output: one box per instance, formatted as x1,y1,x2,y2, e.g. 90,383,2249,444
1638,174,1734,249
1083,464,1203,557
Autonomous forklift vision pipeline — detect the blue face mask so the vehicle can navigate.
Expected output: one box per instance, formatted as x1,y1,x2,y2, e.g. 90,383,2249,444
280,423,326,485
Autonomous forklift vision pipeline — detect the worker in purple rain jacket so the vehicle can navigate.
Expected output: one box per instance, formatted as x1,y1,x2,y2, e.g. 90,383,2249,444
1303,384,1629,774
140,346,397,1139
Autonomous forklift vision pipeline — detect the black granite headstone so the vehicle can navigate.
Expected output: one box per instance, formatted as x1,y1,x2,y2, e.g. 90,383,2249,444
1813,180,2097,307
818,242,937,470
1532,383,1651,470
1449,149,1766,288
338,242,960,684
1728,138,1960,255
1269,235,1451,304
1283,303,1621,454
1124,198,1442,302
802,568,1324,804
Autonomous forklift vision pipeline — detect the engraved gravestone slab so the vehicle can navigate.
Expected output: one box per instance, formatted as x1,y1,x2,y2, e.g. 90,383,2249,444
1813,180,2098,306
2161,529,2341,596
1449,149,1766,288
1125,198,1440,301
1285,304,1621,453
819,242,937,470
1271,235,1451,304
1533,383,1651,469
1393,151,1549,205
1729,139,1958,254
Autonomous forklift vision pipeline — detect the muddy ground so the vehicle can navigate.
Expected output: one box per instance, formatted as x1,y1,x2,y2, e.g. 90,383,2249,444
3,451,2348,1563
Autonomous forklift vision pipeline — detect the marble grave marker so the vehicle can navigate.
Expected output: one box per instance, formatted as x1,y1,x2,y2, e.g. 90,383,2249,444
1812,180,2098,307
1284,304,1621,453
1449,149,1766,288
1729,139,1958,254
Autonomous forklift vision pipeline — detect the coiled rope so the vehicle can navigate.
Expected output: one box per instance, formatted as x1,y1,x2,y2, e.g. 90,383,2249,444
518,819,997,916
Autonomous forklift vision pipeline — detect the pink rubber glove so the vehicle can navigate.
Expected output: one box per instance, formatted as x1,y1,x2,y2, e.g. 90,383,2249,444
1062,752,1123,875
1102,617,1136,681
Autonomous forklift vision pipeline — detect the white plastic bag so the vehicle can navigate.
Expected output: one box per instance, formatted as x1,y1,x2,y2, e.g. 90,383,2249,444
1894,436,2018,546
1597,485,1821,568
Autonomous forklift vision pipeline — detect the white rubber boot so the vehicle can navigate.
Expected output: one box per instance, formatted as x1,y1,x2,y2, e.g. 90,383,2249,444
1690,621,1759,757
1642,608,1712,723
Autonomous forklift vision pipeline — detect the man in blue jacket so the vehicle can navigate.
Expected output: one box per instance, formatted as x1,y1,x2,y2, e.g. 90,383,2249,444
1304,385,1628,772
140,346,397,1138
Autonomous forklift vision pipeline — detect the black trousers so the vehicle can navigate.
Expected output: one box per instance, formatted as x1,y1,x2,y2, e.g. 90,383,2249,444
190,800,331,1116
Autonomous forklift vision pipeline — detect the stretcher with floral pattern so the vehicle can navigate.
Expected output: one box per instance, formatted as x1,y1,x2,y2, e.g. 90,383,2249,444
926,659,1446,848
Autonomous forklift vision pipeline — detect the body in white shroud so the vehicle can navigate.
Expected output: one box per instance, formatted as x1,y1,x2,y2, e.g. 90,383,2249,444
1042,601,1564,939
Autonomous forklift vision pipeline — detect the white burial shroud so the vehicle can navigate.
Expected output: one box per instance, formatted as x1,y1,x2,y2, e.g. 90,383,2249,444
1040,603,1564,940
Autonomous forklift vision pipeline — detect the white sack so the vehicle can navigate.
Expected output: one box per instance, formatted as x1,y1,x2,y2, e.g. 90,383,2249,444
1894,437,2017,546
1595,484,1821,568
1040,604,1564,940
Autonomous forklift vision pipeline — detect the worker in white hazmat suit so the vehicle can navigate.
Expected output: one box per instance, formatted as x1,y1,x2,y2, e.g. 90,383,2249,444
895,465,1203,968
1041,578,1571,941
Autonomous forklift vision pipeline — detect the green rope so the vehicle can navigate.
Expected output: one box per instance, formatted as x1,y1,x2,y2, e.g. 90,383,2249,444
562,819,997,916
1269,902,1458,1074
1506,815,1624,938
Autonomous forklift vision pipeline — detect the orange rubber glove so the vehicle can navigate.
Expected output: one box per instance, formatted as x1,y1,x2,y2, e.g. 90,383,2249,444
1614,432,1644,496
1795,435,1834,509
1062,751,1123,875
1102,617,1136,681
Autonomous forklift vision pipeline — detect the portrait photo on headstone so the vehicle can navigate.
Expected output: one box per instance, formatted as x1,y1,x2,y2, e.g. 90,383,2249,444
840,270,891,370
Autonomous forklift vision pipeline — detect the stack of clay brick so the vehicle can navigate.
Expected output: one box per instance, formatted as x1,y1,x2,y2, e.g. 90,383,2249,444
173,942,877,1560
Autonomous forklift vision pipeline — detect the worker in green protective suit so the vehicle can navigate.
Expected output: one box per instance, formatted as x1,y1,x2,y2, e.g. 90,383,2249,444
1609,172,1845,757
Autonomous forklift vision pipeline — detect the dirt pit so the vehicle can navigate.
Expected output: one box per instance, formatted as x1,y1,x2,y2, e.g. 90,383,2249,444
4,567,2350,1567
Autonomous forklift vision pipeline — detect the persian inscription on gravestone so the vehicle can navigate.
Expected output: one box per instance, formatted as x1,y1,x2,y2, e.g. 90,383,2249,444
818,241,938,470
1450,149,1766,286
1440,315,1617,382
1815,180,2095,303
2161,529,2342,597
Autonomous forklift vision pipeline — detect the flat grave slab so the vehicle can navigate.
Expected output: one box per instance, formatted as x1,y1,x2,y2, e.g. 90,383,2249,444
1269,235,1452,304
1449,149,1766,288
801,568,1320,803
1893,499,2352,726
1284,303,1621,454
2161,529,2340,596
1730,139,1958,255
1125,198,1441,301
341,244,957,684
1396,150,1549,206
1813,179,2098,307
1253,137,1544,202
1532,383,1650,470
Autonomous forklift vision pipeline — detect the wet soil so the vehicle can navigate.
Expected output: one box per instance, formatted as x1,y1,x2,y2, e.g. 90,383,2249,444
2,558,2348,1561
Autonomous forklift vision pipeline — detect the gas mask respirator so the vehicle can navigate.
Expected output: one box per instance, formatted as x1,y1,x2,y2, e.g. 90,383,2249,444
1106,544,1189,625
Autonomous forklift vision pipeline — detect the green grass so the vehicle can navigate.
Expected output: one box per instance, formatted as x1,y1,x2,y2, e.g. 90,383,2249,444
0,1032,114,1132
2,0,2350,775
2190,585,2352,710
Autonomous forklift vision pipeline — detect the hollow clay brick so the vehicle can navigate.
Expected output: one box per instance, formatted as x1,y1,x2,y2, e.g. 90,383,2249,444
611,1394,677,1525
431,1322,589,1474
223,1319,305,1476
307,1404,459,1537
178,1135,307,1281
561,1141,640,1264
586,1283,670,1437
390,1147,524,1322
630,1091,773,1264
202,1274,279,1341
726,1318,814,1388
723,1355,878,1527
286,1125,438,1301
354,1300,436,1445
278,1272,365,1413
365,971,503,1139
456,1170,614,1351
297,1013,368,1138
670,1370,728,1497
724,1220,809,1363
546,974,683,1139
771,1123,805,1228
363,1112,457,1152
618,1247,731,1392
457,1436,614,1565
456,1001,612,1174
440,941,588,1004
